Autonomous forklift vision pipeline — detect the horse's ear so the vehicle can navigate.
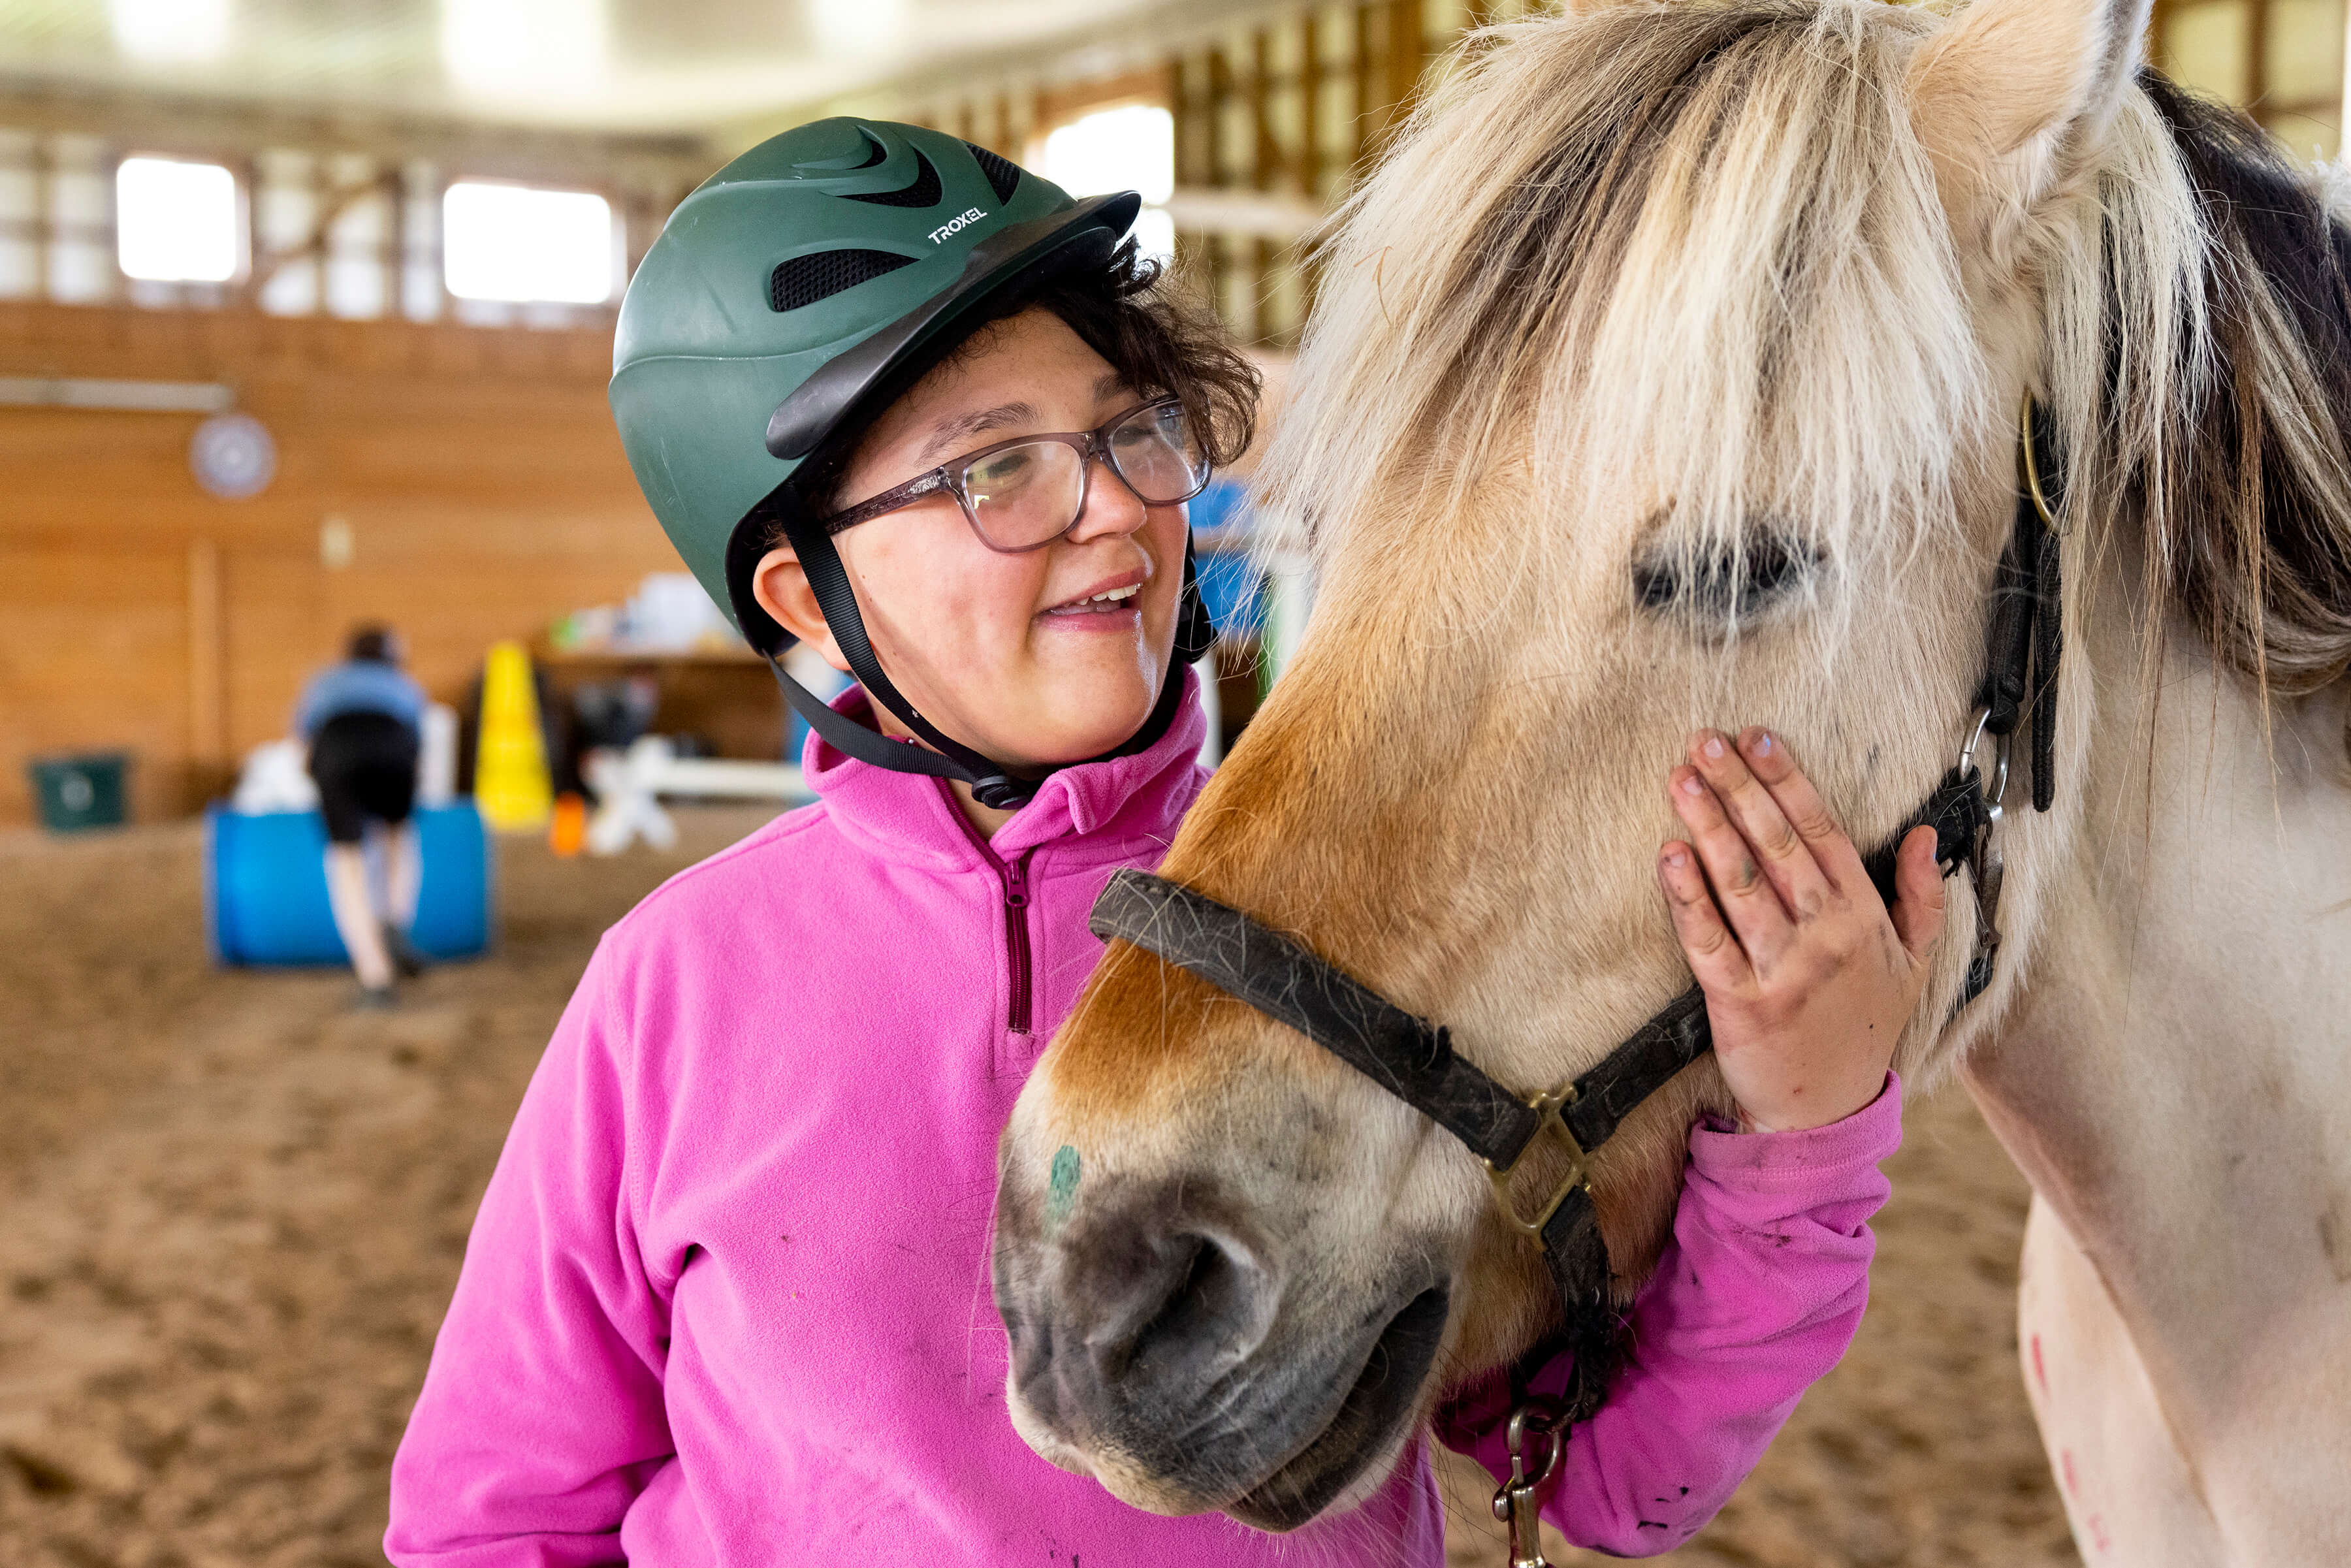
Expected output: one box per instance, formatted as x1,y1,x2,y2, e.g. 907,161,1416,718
1907,0,2153,232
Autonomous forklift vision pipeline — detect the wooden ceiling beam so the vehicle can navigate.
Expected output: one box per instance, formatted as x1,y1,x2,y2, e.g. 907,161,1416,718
0,77,714,191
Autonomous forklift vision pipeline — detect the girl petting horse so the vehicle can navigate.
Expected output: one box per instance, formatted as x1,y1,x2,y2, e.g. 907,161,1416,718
386,121,1930,1563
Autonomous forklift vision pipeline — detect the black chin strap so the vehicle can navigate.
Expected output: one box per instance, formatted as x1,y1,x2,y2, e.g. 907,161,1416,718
773,523,1217,809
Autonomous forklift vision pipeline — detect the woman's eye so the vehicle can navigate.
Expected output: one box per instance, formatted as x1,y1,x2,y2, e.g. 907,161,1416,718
1632,537,1812,618
968,449,1036,492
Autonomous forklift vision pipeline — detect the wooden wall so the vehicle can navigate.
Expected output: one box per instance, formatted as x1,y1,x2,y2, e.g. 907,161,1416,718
0,301,680,827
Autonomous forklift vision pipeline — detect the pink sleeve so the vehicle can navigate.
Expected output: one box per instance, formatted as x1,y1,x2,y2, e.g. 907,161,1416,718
386,946,675,1567
1437,1074,1902,1558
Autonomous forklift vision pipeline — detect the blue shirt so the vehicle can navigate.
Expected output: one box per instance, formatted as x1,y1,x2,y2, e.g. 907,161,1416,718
294,660,426,741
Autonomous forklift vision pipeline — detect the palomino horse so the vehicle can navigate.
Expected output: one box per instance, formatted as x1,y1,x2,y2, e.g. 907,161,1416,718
992,0,2351,1560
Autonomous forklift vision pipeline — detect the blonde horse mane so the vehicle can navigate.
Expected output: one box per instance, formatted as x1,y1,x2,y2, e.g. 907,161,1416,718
1261,0,2351,744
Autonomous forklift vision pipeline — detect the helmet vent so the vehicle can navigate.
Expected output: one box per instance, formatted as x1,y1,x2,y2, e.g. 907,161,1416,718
966,142,1021,203
843,149,942,208
769,248,918,312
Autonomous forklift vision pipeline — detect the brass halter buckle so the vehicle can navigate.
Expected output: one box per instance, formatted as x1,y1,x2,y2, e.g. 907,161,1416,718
1483,1084,1592,1238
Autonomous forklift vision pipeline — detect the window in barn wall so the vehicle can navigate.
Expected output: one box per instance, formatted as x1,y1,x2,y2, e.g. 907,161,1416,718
2154,0,2345,157
321,153,391,319
116,157,238,285
46,135,115,304
0,119,690,323
441,181,618,325
0,131,37,298
400,162,445,321
1034,105,1177,267
254,150,321,315
899,0,1572,349
1167,2,1459,349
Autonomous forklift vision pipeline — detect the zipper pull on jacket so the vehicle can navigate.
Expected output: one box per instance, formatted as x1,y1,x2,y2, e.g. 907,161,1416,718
1002,849,1034,1035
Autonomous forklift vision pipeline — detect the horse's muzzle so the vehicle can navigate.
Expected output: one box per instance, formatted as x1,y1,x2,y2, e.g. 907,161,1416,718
992,1169,1450,1529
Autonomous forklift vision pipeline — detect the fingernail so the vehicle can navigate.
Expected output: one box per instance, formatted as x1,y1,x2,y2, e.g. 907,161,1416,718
1754,731,1774,755
1680,774,1706,796
1703,735,1725,760
1665,849,1687,869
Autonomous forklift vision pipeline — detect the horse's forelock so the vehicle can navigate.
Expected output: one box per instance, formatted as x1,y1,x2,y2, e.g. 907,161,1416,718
1270,2,2351,756
1260,1,1989,647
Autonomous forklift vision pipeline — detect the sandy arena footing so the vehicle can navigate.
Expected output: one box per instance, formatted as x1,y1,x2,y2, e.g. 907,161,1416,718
0,812,2076,1568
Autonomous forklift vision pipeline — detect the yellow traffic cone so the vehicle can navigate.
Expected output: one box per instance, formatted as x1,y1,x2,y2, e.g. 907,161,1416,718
475,639,552,833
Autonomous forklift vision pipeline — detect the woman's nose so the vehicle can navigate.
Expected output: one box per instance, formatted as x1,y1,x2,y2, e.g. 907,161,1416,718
1063,454,1153,543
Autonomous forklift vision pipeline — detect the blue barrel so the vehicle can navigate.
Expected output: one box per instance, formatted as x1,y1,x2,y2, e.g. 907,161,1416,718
1189,479,1264,639
205,803,493,967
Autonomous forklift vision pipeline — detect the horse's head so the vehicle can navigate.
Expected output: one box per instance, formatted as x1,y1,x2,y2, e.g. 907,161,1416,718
993,0,2177,1526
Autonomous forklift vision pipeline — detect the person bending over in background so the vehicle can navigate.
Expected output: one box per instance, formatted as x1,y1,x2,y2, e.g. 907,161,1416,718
295,624,428,1007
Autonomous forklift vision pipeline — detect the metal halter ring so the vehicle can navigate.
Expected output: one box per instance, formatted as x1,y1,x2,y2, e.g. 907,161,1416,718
1503,1399,1567,1492
1482,1085,1591,1238
1959,709,2011,818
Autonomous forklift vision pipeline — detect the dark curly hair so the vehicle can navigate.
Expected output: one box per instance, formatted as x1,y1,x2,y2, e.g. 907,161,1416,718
347,624,399,664
759,240,1261,539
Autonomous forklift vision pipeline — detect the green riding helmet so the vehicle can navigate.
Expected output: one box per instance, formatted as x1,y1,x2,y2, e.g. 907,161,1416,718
609,116,1139,653
609,118,1211,809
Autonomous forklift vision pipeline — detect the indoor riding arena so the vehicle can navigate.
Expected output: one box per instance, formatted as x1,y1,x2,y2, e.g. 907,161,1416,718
5,5,2342,1567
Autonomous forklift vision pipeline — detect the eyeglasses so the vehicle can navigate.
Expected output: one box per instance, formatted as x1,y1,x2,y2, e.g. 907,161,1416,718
816,397,1213,552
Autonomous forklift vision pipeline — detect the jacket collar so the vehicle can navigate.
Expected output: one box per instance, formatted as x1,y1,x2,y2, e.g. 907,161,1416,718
803,669,1207,872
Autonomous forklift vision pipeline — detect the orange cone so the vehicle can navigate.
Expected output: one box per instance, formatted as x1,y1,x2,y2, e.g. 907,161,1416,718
549,792,587,857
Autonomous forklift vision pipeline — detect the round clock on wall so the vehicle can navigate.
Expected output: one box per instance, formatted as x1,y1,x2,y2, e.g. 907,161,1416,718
190,413,277,500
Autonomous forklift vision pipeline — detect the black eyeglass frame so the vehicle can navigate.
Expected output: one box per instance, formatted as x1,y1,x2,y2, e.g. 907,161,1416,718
812,396,1211,552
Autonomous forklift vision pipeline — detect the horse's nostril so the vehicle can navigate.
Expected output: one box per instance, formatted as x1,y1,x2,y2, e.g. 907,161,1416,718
1084,1226,1276,1394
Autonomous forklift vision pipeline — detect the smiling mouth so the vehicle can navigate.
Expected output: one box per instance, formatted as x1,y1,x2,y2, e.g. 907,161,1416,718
1042,582,1144,616
1225,1285,1450,1531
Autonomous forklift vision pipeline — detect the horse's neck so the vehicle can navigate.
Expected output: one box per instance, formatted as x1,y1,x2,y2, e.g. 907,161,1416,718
1962,537,2351,1507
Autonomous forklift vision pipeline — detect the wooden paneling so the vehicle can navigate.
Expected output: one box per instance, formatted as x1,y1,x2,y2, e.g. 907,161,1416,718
2154,0,2341,155
0,548,193,822
0,299,686,827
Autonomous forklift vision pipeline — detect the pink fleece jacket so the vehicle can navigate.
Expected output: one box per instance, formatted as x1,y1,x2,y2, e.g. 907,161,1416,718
387,676,1902,1565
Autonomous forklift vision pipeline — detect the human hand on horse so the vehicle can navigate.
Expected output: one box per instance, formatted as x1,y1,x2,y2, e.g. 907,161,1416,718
1656,728,1945,1133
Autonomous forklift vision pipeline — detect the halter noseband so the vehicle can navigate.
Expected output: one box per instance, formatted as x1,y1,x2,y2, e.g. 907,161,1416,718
1084,398,2064,1475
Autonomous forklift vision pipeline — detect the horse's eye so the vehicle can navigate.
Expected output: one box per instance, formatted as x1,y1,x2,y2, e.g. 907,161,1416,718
1633,536,1812,618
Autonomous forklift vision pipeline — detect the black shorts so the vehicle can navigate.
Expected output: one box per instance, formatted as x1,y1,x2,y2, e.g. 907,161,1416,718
310,712,420,844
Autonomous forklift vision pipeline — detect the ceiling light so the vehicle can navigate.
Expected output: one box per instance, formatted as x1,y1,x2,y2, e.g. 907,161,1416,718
110,0,231,65
810,0,906,57
440,0,607,93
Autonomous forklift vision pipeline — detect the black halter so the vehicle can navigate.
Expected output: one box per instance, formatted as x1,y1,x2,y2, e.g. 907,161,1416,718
1086,400,2065,1431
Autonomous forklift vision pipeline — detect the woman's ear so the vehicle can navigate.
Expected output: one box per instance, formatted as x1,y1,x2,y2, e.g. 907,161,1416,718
751,544,853,675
